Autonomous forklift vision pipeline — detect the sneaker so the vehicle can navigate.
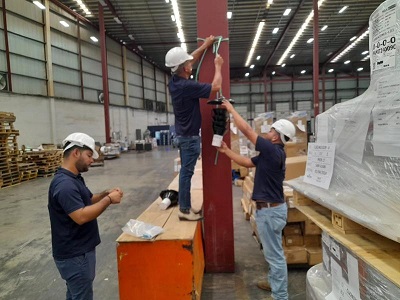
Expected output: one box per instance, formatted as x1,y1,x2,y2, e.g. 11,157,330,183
257,280,271,291
178,210,203,221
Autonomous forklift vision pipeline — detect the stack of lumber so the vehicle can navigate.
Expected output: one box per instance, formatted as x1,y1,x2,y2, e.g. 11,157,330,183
21,149,62,177
0,112,21,188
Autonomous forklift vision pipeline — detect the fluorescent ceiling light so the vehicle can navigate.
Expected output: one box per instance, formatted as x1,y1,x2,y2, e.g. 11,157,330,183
290,54,295,58
138,45,143,51
256,55,261,60
282,63,286,67
90,36,98,42
59,20,69,27
171,15,175,22
344,60,350,64
331,29,369,63
362,55,370,61
357,67,363,71
277,0,325,65
339,6,348,13
307,38,314,43
245,72,250,77
128,34,135,40
250,64,255,69
165,0,169,2
272,28,279,34
114,17,122,24
283,8,291,16
362,50,369,55
350,36,356,41
321,25,328,31
301,70,306,74
170,0,187,52
99,0,107,6
245,21,265,66
227,12,232,19
328,69,334,73
33,1,46,9
272,71,276,75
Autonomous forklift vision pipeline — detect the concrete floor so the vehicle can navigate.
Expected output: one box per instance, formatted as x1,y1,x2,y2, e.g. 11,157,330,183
0,146,308,300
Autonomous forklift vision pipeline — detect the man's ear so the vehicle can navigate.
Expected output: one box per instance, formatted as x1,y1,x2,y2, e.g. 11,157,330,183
271,134,280,143
72,148,81,158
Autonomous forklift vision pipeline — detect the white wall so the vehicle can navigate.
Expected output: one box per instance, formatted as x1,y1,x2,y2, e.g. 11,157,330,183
0,92,173,147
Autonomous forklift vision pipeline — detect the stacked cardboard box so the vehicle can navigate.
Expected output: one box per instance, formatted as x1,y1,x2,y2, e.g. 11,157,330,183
240,156,322,266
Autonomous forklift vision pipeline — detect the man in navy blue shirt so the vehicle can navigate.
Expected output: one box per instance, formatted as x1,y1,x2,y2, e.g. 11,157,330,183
165,36,224,221
216,100,295,300
48,132,123,300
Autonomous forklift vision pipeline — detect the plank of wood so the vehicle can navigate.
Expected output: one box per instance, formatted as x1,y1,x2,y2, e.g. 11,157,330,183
295,204,400,287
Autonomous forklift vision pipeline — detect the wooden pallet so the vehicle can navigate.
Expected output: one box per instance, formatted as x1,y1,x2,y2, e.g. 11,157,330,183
292,191,371,236
18,162,38,182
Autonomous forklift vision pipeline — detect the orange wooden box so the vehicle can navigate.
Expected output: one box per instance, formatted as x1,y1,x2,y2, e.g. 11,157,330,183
116,174,205,300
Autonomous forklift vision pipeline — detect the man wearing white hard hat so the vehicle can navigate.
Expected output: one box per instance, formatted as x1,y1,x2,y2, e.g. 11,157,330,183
165,36,224,221
48,132,124,300
216,100,296,300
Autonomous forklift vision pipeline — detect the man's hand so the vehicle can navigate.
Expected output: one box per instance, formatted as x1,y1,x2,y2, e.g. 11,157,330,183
203,35,215,48
109,187,123,204
214,54,224,67
217,141,229,153
221,98,234,113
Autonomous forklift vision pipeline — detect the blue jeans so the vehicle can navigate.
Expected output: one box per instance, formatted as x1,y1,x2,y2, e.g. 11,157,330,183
176,136,201,211
255,203,288,300
54,249,96,300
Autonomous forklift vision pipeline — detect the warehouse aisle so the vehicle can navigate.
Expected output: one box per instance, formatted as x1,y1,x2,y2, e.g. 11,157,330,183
0,146,308,300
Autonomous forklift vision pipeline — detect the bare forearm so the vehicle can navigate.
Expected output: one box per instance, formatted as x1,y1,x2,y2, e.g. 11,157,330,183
91,189,109,204
73,197,111,225
191,43,208,62
223,148,254,168
211,66,222,93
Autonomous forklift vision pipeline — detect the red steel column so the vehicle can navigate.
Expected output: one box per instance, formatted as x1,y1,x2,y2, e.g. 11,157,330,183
197,0,234,272
99,4,111,143
2,0,12,91
313,0,320,118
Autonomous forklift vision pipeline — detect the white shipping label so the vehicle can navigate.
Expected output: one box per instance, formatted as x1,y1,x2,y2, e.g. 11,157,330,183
371,2,397,72
303,143,336,190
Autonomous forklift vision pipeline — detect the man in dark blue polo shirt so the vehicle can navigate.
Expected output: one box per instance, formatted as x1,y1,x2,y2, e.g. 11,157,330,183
216,100,296,300
48,132,123,300
165,36,224,221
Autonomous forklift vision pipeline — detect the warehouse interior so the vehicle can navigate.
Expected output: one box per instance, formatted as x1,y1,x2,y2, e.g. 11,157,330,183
1,0,400,299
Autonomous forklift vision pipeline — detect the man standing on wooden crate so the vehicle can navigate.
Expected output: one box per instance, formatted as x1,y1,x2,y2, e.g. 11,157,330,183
48,132,124,300
165,36,224,221
217,100,295,300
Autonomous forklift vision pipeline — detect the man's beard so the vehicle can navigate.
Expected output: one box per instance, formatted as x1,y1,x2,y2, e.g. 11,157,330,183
76,157,89,173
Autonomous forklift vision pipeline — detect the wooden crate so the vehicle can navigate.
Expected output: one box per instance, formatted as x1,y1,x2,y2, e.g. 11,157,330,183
116,168,205,300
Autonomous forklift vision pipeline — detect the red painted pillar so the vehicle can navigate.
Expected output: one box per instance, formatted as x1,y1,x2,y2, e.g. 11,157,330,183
197,0,234,272
99,3,111,143
313,0,320,118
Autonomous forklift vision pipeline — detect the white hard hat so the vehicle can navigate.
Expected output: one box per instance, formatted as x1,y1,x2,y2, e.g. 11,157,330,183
165,47,193,72
62,132,99,159
272,119,296,144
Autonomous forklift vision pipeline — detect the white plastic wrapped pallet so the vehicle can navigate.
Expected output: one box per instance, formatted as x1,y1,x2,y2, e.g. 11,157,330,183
286,0,400,243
